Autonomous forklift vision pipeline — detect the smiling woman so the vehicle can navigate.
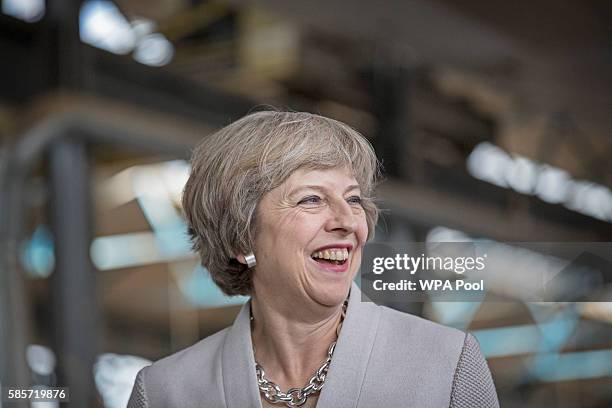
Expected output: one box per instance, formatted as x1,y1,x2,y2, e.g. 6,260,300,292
127,110,499,408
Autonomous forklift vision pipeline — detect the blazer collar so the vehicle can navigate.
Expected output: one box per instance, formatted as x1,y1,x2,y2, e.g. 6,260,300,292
316,281,381,408
221,281,381,408
221,297,261,408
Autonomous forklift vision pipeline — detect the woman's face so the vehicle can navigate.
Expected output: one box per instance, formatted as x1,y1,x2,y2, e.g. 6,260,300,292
249,167,369,310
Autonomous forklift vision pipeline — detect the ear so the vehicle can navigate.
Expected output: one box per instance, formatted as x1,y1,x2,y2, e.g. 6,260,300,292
235,253,247,265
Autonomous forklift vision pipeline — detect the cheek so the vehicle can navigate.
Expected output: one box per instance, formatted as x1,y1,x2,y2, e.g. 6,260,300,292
265,212,319,253
357,214,369,245
292,211,326,233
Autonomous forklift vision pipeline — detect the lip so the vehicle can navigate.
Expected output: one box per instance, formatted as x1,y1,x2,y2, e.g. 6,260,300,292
311,243,354,253
308,256,350,273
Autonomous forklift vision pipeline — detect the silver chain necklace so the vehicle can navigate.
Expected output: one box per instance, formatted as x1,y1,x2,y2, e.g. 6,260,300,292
251,300,348,407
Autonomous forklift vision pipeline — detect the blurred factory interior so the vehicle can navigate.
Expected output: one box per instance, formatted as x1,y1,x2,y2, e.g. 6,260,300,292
1,0,611,407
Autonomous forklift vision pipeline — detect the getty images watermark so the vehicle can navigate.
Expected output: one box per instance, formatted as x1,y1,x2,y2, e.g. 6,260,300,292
359,241,612,303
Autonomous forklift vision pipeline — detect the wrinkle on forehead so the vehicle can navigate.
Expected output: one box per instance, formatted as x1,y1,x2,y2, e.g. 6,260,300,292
284,167,359,192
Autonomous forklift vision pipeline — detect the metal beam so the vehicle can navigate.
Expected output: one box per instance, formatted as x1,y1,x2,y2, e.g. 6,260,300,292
368,62,412,178
49,138,96,407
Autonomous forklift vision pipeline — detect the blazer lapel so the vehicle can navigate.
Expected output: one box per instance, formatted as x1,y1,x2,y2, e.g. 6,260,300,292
221,300,262,408
316,281,381,408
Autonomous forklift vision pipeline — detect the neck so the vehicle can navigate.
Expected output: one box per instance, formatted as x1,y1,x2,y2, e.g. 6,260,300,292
250,294,345,388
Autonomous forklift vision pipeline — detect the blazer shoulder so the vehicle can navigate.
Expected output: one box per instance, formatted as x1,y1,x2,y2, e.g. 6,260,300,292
378,304,465,345
353,303,473,407
376,304,467,376
138,327,230,407
149,326,229,375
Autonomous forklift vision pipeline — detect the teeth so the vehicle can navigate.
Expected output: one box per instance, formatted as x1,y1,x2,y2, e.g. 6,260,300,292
312,248,349,261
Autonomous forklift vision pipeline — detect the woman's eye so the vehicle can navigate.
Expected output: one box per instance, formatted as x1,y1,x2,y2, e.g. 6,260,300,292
299,195,322,205
347,196,362,205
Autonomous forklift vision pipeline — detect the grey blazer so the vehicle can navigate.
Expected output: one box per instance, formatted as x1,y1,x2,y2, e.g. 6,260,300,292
128,282,499,407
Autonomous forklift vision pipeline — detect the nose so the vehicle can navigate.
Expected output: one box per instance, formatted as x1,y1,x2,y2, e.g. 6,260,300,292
325,198,358,234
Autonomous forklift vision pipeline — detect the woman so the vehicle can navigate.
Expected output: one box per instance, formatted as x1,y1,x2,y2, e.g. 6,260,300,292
128,110,499,408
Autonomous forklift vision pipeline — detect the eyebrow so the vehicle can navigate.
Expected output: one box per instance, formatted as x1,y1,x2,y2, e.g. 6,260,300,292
289,184,361,196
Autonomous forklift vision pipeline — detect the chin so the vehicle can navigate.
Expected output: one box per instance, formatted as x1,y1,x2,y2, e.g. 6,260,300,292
302,259,357,306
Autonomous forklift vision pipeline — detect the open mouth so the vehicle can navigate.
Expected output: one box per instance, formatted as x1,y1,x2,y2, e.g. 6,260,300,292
310,248,349,266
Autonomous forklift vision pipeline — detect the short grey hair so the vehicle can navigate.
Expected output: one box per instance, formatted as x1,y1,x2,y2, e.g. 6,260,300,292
182,110,380,296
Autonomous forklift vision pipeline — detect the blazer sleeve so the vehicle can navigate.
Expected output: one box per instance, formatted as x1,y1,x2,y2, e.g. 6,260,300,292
449,333,500,408
127,367,149,408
